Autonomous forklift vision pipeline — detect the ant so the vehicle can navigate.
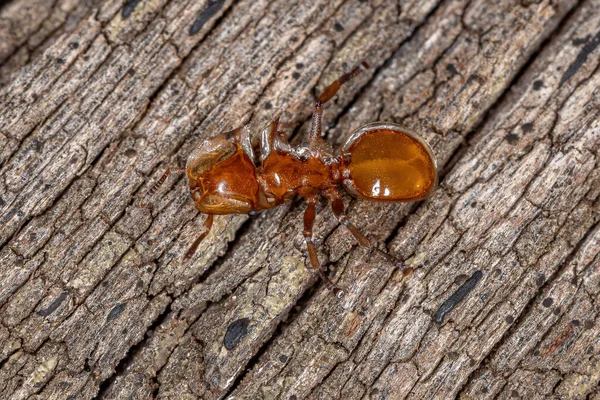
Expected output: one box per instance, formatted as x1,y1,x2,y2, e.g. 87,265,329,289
141,62,438,297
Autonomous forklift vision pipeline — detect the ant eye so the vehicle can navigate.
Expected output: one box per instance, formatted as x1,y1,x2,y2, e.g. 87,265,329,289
340,123,438,202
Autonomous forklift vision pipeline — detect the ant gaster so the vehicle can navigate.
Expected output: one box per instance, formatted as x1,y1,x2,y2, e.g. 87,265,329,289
141,62,438,297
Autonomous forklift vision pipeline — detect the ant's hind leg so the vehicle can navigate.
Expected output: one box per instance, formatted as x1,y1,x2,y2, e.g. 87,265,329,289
328,193,410,272
309,61,369,141
303,198,345,298
140,167,186,208
183,214,214,262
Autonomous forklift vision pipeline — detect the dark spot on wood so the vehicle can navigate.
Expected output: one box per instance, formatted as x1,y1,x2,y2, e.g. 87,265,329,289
290,36,299,42
290,396,297,400
334,22,344,32
447,63,459,75
38,292,68,317
447,351,458,360
122,0,142,19
32,139,42,152
532,79,543,90
264,102,273,110
469,359,476,367
121,328,128,335
190,0,226,35
127,68,136,76
292,71,301,80
571,319,580,327
536,274,545,287
511,389,520,398
56,58,65,65
505,133,519,144
553,306,562,315
434,270,483,324
521,122,533,133
505,315,514,324
570,276,577,285
521,0,541,6
542,297,553,307
534,350,540,356
0,197,5,206
224,317,250,350
584,320,594,329
102,280,111,287
124,149,137,158
279,354,288,363
296,62,304,69
560,30,600,86
572,36,589,46
69,42,79,49
482,386,488,393
84,357,92,372
107,303,126,322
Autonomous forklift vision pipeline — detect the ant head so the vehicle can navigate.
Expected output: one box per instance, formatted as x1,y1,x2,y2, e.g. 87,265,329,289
339,123,438,202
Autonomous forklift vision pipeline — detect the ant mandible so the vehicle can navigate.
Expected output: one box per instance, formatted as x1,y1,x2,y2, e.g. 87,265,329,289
141,62,438,297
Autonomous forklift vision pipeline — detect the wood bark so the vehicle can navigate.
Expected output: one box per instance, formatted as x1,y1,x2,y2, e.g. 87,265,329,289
0,0,598,399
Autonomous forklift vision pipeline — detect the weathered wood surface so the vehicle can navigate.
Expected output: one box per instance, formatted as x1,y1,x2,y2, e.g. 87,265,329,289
0,0,598,399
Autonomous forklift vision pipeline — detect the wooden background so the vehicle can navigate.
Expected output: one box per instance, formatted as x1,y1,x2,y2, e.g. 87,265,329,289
0,0,599,399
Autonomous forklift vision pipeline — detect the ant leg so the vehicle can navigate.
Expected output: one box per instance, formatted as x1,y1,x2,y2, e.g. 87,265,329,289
303,197,345,298
309,61,369,141
140,167,186,208
328,193,410,272
183,213,214,262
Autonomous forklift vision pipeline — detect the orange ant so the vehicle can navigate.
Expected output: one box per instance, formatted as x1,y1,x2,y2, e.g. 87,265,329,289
141,62,438,297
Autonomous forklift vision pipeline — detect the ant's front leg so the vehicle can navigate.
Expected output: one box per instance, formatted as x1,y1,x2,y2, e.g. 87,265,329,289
303,196,345,298
326,190,410,273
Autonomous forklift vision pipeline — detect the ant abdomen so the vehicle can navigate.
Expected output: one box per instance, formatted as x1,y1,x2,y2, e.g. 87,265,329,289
340,122,438,202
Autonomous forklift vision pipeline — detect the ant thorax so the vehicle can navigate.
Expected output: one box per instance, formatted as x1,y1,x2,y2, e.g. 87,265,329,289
185,122,339,215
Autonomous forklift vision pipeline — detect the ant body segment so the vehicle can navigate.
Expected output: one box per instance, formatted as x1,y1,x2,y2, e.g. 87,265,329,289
141,62,438,297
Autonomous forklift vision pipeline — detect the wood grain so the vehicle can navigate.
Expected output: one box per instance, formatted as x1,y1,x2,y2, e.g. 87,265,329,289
0,0,598,399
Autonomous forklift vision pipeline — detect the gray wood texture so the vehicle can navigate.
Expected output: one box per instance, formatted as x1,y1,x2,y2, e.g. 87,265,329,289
0,0,598,399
